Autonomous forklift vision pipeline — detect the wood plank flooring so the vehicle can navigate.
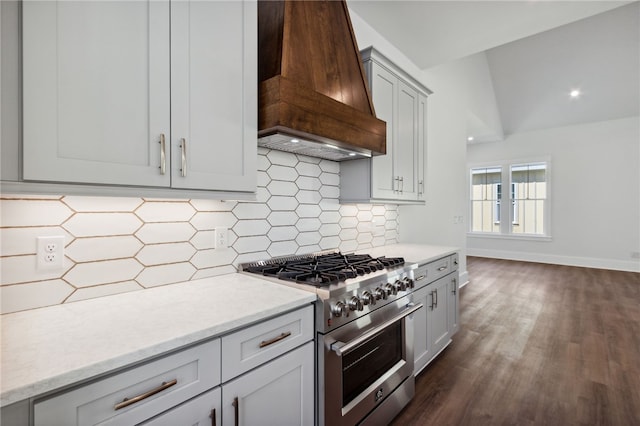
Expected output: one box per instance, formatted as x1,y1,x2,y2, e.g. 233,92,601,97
391,257,640,425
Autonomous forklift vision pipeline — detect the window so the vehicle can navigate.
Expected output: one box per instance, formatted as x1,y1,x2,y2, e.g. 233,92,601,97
470,167,502,233
511,163,547,235
470,161,549,237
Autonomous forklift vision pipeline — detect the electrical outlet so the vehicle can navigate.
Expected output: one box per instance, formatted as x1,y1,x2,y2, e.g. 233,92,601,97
215,227,228,249
37,236,65,270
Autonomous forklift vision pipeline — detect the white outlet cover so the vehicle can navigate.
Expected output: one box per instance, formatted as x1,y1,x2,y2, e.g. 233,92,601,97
37,236,65,270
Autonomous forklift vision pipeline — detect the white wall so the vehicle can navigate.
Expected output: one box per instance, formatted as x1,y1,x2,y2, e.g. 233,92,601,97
467,116,640,272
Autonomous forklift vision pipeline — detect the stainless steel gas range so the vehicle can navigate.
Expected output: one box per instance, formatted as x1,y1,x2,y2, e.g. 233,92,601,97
241,251,424,426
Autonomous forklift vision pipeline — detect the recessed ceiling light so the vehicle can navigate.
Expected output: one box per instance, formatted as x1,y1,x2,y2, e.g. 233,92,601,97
348,152,356,156
570,89,581,98
290,138,299,143
467,136,474,142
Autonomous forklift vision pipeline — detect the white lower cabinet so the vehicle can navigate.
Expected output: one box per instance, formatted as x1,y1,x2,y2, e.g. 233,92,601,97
222,341,315,426
32,305,315,426
412,254,460,376
429,275,451,358
412,285,431,373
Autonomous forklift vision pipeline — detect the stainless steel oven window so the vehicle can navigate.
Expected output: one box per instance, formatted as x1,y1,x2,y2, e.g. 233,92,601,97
342,321,403,406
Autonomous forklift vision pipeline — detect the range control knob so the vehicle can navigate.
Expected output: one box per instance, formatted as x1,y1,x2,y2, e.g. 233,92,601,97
361,290,376,306
331,300,346,317
403,277,414,289
373,287,387,300
396,279,407,292
347,296,364,311
385,283,397,296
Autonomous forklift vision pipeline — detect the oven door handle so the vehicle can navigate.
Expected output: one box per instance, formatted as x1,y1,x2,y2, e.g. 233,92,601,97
330,303,424,356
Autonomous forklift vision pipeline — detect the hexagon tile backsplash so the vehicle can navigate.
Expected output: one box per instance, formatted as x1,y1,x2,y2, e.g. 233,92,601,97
0,149,399,314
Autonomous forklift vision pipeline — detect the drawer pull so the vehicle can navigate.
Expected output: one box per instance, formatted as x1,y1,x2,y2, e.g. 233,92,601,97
437,265,447,271
114,379,177,410
259,331,292,348
415,275,426,281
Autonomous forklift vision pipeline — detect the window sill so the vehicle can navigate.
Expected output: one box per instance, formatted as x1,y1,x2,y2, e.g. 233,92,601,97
467,232,552,242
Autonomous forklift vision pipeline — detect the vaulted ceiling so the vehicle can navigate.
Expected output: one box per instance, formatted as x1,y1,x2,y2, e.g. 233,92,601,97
348,0,640,138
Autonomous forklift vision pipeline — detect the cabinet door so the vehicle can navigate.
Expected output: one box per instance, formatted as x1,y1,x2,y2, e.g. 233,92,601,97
395,80,419,201
369,63,397,200
222,341,314,426
139,387,220,426
417,93,428,201
429,276,451,357
170,1,256,192
412,285,431,376
23,1,171,187
448,275,459,335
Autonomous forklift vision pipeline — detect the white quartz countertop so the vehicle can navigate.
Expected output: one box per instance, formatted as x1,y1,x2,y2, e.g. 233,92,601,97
0,273,316,407
358,243,458,266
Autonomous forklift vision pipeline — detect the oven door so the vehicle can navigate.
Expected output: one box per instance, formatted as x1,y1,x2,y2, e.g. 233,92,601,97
320,296,423,426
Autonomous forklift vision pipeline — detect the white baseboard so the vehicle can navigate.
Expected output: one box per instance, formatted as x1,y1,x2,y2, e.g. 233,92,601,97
467,248,640,273
459,270,469,288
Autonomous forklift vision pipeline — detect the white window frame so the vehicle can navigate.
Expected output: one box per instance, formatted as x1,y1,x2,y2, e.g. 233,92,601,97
468,158,551,240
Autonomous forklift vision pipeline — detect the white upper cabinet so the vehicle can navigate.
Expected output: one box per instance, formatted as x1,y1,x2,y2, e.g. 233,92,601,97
22,0,256,194
340,47,430,204
170,1,256,191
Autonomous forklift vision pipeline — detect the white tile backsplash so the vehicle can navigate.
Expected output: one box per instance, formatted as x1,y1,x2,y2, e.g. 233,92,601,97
135,222,196,244
136,263,197,288
0,226,72,256
63,212,142,237
136,242,196,266
1,199,73,227
1,280,74,313
135,201,196,223
62,196,143,212
64,259,144,287
0,149,399,314
66,236,143,262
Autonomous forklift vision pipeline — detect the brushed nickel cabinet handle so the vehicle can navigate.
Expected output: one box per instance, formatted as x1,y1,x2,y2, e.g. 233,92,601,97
114,379,177,410
434,288,438,308
429,290,435,310
159,134,166,175
437,265,447,271
210,408,216,426
180,138,187,177
415,275,426,281
232,397,239,426
399,176,404,193
452,278,457,295
259,331,291,348
418,179,423,195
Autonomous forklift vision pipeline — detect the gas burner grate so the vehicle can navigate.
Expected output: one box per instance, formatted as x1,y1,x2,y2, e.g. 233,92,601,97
242,252,405,286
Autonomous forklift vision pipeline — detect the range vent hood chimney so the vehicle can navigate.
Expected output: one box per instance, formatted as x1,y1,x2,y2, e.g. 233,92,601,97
258,0,386,161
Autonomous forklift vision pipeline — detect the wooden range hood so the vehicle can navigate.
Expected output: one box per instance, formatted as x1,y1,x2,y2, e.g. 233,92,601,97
258,0,386,161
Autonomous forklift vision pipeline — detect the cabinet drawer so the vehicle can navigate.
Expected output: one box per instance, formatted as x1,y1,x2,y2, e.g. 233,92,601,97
427,256,451,282
221,305,314,381
34,339,221,426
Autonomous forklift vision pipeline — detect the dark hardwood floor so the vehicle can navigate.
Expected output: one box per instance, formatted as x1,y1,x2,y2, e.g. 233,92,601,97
391,257,640,425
